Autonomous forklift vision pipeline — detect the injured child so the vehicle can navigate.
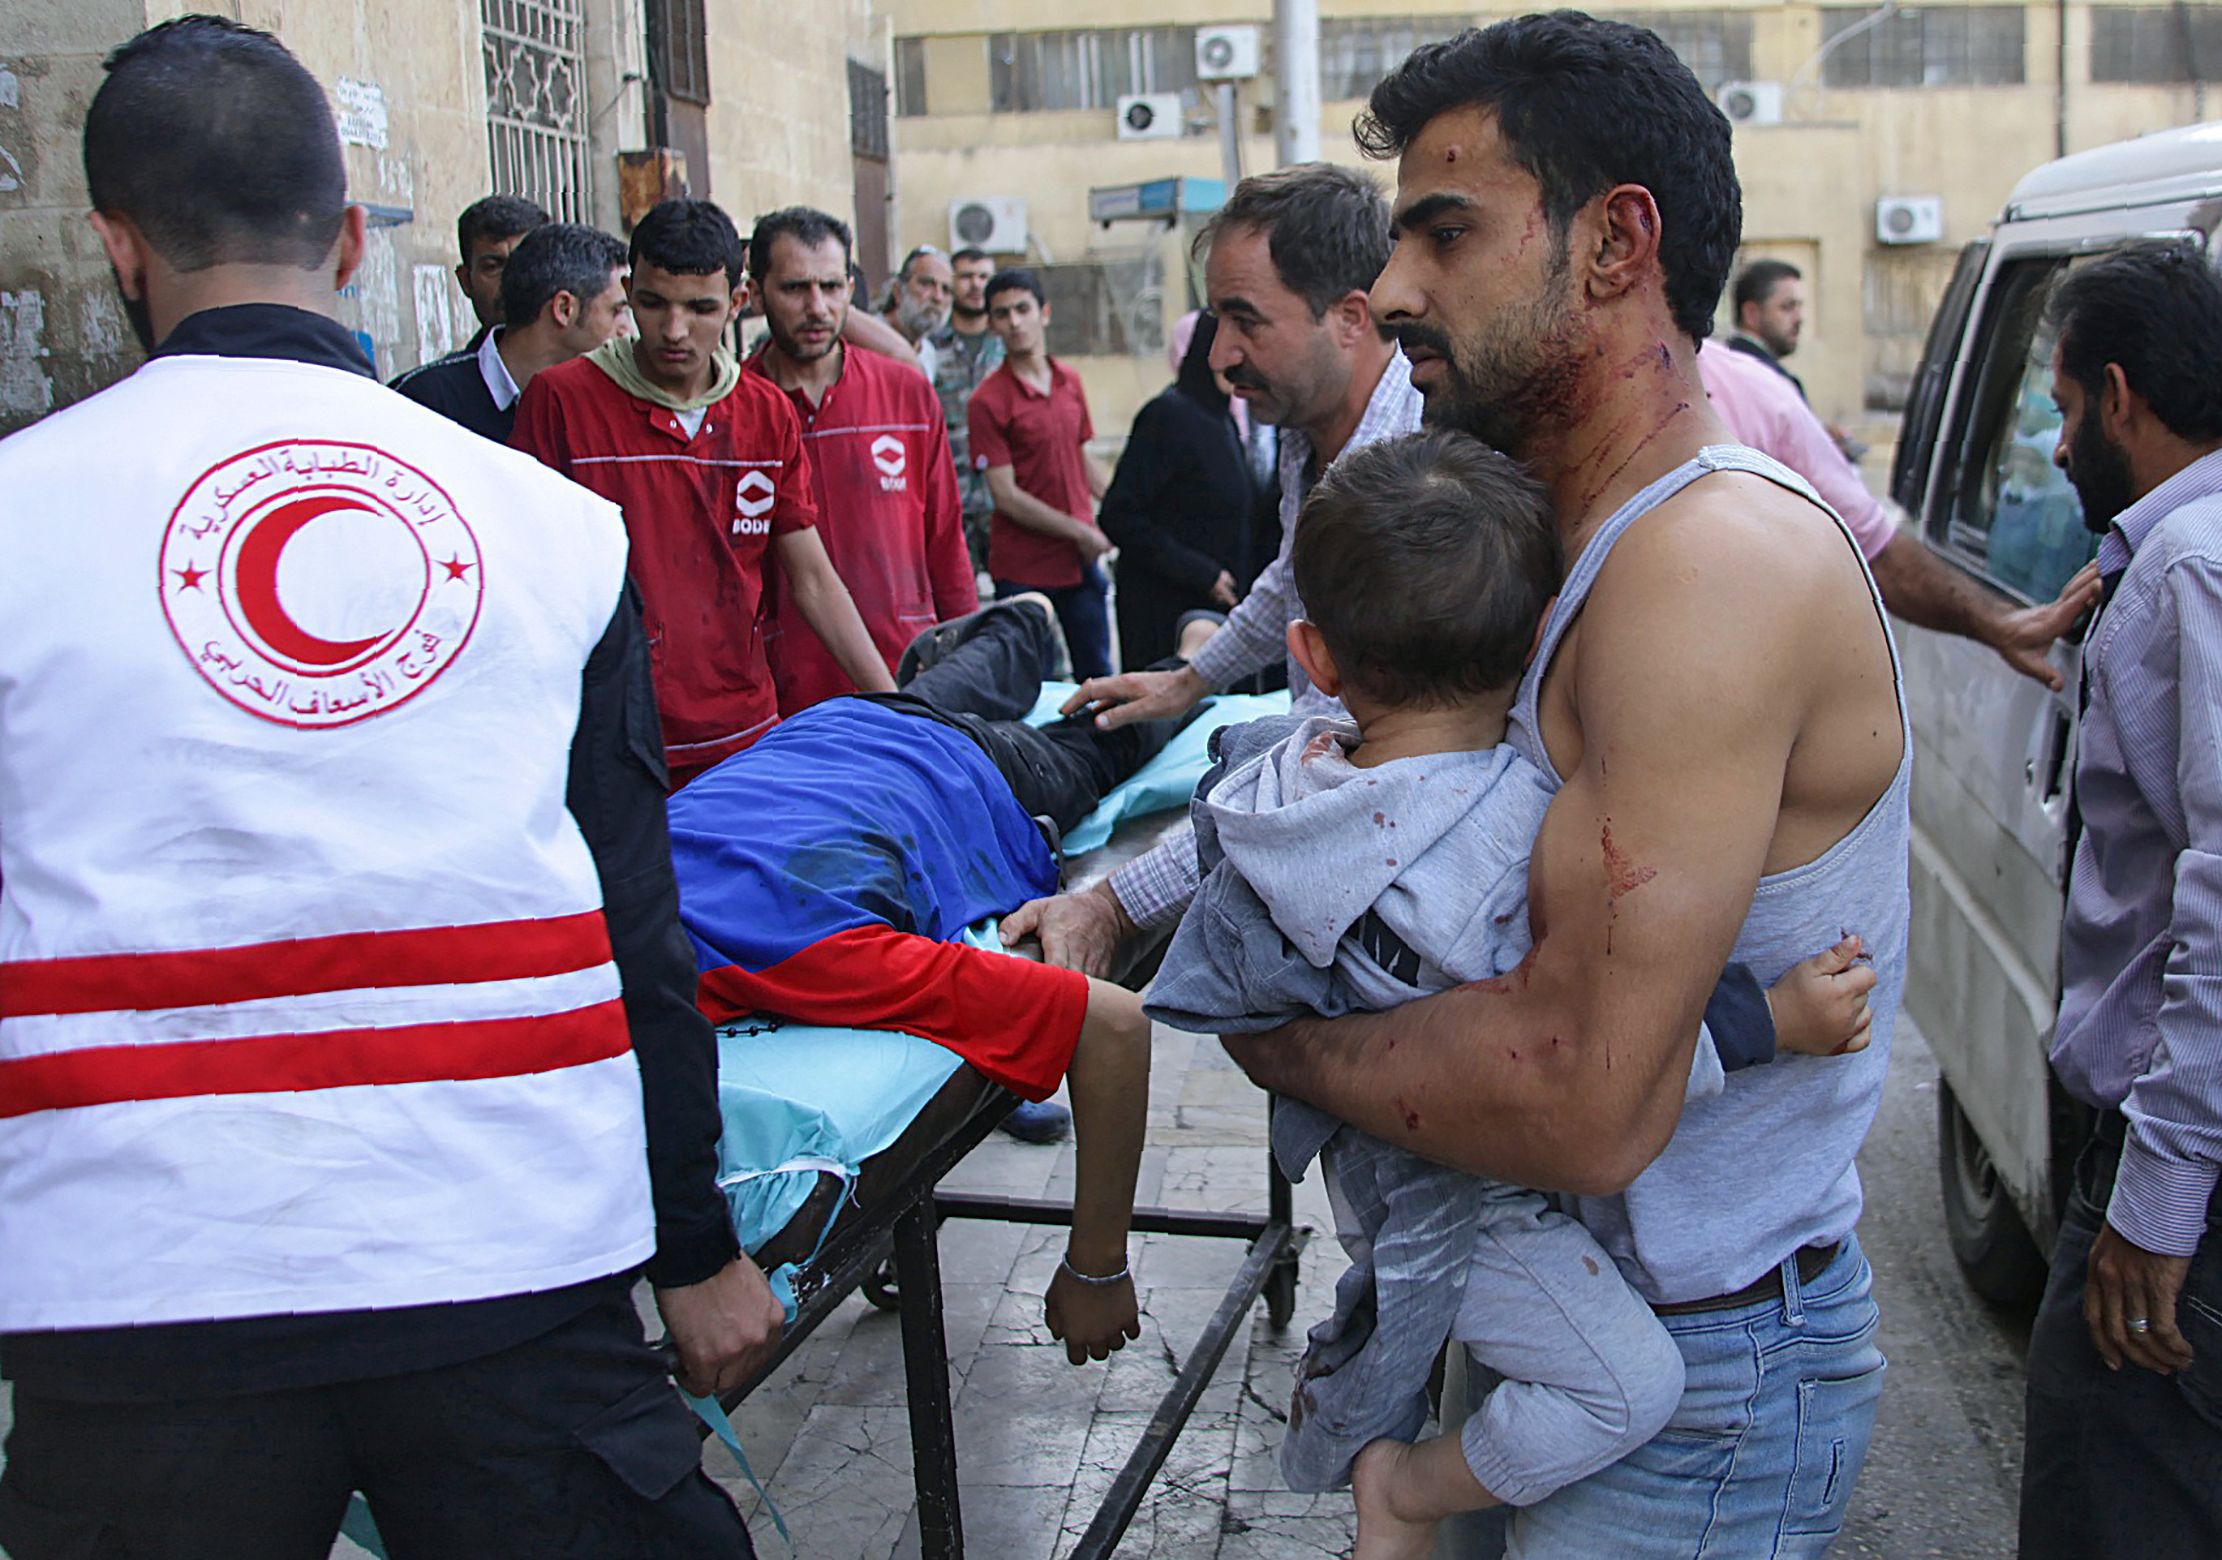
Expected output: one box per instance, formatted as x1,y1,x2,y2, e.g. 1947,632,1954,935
1144,431,1877,1559
666,597,1189,1364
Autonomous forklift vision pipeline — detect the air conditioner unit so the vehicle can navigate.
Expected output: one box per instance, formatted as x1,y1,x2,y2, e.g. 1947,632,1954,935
1115,92,1184,142
1876,195,1945,246
1715,81,1783,127
947,196,1029,255
1196,25,1262,81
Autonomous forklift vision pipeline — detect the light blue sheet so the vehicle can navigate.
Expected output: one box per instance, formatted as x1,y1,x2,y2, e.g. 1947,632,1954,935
717,686,1291,1316
1025,681,1293,854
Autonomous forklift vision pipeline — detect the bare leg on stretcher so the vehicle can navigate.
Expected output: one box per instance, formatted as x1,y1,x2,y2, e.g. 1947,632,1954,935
887,597,1186,1355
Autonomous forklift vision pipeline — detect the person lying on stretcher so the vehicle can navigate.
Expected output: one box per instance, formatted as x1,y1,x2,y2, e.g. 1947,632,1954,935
666,597,1194,1364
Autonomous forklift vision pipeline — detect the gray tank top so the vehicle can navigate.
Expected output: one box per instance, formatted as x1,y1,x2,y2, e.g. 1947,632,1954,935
1507,444,1912,1304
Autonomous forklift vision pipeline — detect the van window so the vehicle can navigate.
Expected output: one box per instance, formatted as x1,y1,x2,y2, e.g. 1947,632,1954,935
1939,258,2097,604
1893,239,1988,516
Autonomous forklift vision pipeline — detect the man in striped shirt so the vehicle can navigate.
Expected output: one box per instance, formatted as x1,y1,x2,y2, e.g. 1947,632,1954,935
2021,243,2222,1559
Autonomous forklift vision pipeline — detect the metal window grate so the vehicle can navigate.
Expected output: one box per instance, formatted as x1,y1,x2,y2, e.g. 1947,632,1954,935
896,37,928,118
1820,5,2026,89
2092,6,2222,84
850,59,890,160
989,27,1199,113
649,0,712,107
481,0,592,222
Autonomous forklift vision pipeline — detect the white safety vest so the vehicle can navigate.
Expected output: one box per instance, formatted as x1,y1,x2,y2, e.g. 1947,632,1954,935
0,350,655,1330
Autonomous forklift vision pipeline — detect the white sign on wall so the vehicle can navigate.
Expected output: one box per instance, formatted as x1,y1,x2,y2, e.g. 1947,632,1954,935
334,78,389,149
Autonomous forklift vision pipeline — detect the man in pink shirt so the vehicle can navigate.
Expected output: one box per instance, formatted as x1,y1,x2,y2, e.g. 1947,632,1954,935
1698,337,2098,689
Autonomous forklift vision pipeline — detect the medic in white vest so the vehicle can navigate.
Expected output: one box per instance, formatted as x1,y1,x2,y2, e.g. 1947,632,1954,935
0,20,773,1557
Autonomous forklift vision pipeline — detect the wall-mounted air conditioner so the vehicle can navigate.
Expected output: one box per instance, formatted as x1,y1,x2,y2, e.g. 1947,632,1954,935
1876,195,1945,245
1115,93,1184,141
1715,81,1783,127
1196,25,1262,81
948,196,1029,254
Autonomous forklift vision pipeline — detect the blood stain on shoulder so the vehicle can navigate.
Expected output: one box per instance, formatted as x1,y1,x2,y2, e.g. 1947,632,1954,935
1600,820,1657,901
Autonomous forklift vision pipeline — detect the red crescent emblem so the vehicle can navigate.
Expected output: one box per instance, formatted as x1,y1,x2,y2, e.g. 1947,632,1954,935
231,493,408,667
159,441,484,729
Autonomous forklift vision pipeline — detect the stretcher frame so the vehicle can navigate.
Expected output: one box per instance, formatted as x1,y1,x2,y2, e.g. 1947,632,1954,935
715,813,1307,1559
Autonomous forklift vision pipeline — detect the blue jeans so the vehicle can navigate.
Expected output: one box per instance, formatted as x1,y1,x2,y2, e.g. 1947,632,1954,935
996,566,1112,682
1451,1236,1885,1558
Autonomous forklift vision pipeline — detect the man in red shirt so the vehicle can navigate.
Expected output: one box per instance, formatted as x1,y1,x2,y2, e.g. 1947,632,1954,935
743,207,976,713
514,200,893,785
969,269,1115,678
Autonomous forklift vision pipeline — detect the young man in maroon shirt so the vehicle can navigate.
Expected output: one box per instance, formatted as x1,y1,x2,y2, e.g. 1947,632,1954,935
968,269,1116,678
513,200,893,785
743,206,976,714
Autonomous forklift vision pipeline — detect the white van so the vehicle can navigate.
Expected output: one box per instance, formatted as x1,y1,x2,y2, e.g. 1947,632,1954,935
1892,122,2222,1304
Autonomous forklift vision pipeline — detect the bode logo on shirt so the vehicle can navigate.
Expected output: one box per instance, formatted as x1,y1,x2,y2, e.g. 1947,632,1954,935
871,434,908,494
733,470,775,536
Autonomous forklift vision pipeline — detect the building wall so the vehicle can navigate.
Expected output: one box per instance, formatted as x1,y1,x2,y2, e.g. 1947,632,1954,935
1,0,165,427
698,0,886,249
888,0,2216,444
0,0,882,432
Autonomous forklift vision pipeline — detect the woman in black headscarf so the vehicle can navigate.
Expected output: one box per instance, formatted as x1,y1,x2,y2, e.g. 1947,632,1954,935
1099,312,1270,670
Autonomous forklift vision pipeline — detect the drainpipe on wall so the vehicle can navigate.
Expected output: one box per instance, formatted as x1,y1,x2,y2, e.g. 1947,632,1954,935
2177,0,2209,123
1273,0,1320,166
2056,0,2069,158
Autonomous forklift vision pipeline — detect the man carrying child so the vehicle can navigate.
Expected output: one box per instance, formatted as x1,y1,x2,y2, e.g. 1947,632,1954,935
1148,431,1875,1558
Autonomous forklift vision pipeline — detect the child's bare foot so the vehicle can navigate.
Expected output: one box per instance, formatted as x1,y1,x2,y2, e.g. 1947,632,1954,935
1351,1439,1442,1560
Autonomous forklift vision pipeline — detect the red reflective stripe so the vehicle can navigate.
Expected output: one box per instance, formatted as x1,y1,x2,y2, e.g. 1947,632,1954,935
0,912,615,1019
0,999,632,1119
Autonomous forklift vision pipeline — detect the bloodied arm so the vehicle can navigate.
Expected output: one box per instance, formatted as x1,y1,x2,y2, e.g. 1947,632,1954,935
1223,496,1827,1196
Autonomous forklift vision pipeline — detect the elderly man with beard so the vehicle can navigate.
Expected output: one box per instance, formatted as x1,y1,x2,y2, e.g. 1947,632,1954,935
883,244,954,350
2019,244,2222,1560
1002,162,1421,965
1048,15,1912,1551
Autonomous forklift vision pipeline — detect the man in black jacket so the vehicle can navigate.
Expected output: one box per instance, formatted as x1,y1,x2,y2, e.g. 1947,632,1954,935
397,221,631,443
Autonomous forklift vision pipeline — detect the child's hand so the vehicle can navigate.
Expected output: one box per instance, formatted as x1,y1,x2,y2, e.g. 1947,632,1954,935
1768,935,1876,1057
1045,1260,1142,1365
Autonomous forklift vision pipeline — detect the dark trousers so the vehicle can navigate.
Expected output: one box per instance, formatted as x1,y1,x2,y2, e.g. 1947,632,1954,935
0,1288,754,1560
877,596,1184,837
2020,1116,2222,1559
995,565,1113,681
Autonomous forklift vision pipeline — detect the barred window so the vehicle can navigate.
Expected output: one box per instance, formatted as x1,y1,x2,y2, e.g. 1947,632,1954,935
1604,11,1755,92
1319,16,1464,102
647,0,710,106
2092,6,2222,84
895,37,928,118
850,60,889,160
1820,5,2026,88
989,27,1198,113
481,0,591,222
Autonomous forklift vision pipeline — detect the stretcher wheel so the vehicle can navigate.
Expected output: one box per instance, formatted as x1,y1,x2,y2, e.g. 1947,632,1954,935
1264,1252,1299,1330
863,1257,902,1312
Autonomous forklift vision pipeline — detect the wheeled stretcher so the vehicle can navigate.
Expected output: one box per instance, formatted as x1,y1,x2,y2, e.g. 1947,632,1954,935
709,686,1305,1558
